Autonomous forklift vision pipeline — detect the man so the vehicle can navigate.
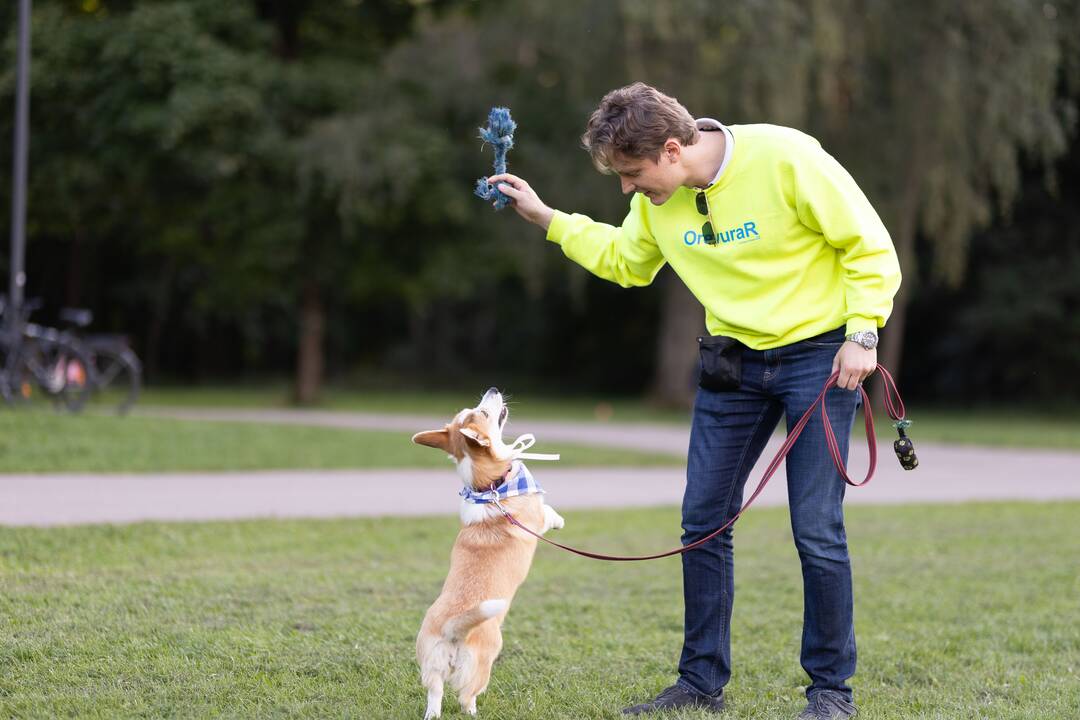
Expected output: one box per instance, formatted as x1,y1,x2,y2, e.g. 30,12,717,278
489,82,900,719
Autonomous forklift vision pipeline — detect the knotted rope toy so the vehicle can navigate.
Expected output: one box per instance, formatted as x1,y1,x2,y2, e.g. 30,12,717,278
474,107,517,210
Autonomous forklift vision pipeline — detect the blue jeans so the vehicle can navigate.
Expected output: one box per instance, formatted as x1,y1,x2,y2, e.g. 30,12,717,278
676,327,860,702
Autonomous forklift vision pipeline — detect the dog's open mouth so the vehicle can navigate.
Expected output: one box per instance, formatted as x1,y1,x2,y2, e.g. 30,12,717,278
477,405,508,427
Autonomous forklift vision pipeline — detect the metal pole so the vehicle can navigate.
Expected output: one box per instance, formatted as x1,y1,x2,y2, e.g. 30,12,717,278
9,0,31,325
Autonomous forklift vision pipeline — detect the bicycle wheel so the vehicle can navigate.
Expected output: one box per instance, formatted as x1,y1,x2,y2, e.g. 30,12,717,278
17,337,95,412
1,348,36,406
85,341,142,414
0,335,26,406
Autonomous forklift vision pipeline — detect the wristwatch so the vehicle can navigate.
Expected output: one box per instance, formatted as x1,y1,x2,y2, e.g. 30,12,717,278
845,330,879,350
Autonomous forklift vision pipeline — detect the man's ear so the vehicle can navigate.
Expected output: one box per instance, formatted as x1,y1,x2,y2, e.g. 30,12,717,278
412,429,451,452
663,138,682,162
459,427,491,447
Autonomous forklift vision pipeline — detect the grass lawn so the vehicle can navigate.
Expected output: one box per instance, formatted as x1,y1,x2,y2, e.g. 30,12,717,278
139,385,1080,451
140,384,695,422
875,408,1080,451
0,411,681,473
2,502,1077,719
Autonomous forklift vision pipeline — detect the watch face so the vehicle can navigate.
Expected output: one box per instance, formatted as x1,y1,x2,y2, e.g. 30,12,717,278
848,331,878,349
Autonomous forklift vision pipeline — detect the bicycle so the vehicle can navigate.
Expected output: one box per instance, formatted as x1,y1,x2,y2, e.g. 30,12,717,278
58,307,142,414
0,297,94,412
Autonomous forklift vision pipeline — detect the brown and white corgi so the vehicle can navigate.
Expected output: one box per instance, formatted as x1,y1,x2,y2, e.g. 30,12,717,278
412,387,564,719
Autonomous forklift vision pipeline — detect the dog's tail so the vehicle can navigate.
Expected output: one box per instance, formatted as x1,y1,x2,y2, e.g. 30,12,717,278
442,599,507,642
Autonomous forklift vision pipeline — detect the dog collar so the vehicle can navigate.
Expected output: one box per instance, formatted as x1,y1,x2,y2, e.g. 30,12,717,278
460,461,545,504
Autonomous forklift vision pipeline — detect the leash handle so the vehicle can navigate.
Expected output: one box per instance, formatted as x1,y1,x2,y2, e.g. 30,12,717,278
495,363,913,562
875,365,918,471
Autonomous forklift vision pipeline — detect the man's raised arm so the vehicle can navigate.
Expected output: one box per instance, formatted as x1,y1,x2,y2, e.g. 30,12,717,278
488,173,665,289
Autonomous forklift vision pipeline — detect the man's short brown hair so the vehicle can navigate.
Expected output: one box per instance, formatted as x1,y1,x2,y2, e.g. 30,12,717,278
581,82,699,173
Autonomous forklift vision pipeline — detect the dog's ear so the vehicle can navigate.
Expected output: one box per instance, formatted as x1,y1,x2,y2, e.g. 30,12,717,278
459,426,491,447
412,429,451,452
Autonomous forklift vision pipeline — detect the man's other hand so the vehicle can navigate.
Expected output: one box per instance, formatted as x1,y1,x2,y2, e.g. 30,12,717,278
832,342,877,391
487,173,555,229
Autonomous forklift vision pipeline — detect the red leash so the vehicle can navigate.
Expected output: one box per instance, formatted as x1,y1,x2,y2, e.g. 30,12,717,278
491,364,912,562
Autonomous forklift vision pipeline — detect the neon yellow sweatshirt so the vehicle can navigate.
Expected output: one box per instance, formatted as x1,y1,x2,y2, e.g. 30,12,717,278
546,124,902,350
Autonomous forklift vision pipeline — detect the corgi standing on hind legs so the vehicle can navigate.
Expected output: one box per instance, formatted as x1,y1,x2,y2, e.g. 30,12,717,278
412,388,564,719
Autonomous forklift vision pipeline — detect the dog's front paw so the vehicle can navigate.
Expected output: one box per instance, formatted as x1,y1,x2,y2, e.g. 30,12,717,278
543,504,565,532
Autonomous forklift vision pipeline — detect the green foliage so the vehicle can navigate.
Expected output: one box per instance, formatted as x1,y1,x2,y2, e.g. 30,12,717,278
359,0,1079,388
8,3,269,230
609,0,1077,285
0,0,1076,399
0,410,683,472
0,0,477,381
0,1,293,363
849,0,1075,285
905,141,1080,401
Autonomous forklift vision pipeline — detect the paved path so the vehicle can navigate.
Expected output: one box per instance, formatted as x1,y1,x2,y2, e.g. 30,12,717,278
3,408,1079,526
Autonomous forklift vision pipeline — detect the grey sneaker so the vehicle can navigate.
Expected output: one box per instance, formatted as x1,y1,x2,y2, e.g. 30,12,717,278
623,684,725,715
797,690,857,719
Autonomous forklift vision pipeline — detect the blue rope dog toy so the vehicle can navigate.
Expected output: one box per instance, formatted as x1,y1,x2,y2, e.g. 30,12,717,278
474,107,517,210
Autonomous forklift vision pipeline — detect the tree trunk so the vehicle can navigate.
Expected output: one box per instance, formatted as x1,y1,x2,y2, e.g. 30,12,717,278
649,270,704,408
877,167,921,391
876,273,909,407
621,13,703,408
144,257,175,383
255,0,308,59
67,226,85,308
294,280,324,405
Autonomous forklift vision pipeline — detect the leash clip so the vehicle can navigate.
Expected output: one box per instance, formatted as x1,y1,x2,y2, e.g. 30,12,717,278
488,484,504,510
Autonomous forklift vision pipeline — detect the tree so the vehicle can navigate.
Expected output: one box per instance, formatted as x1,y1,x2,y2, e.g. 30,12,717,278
0,0,466,401
832,0,1077,385
2,0,1075,404
902,135,1080,402
249,0,465,404
611,0,1077,402
0,2,282,377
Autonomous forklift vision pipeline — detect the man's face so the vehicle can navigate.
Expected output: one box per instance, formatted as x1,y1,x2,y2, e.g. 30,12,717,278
611,149,683,205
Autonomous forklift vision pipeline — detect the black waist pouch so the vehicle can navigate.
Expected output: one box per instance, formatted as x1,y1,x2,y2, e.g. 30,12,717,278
697,334,746,392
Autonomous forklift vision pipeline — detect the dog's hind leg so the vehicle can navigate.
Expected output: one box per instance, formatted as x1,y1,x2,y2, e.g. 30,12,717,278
457,623,503,716
456,654,488,716
423,675,444,720
417,632,450,719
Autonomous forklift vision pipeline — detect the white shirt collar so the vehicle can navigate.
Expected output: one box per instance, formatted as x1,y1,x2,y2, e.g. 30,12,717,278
695,117,734,187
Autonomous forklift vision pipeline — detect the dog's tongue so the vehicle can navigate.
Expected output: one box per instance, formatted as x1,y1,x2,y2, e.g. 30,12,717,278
509,433,560,461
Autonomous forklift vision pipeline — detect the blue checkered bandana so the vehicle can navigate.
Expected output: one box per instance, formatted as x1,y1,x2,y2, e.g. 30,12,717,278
459,461,545,505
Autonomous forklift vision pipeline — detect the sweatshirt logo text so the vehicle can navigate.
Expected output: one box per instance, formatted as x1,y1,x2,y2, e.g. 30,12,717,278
684,220,760,246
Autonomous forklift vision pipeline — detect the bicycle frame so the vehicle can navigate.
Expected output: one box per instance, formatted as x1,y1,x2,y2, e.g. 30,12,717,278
0,297,94,410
